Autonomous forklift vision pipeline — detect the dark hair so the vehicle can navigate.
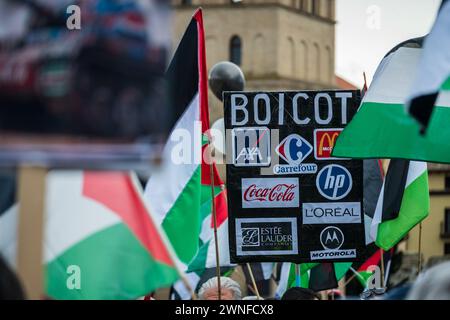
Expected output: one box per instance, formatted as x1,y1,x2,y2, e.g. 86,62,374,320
281,287,320,300
0,255,25,300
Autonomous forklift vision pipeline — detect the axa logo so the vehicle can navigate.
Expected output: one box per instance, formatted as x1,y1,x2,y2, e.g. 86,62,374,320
236,147,261,162
232,127,271,167
276,134,312,165
316,164,352,200
320,226,344,250
314,129,346,160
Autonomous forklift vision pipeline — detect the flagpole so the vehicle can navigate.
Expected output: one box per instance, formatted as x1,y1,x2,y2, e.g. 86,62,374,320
349,267,368,285
208,147,222,300
380,249,385,288
246,263,261,299
129,172,198,300
418,222,423,275
343,273,357,287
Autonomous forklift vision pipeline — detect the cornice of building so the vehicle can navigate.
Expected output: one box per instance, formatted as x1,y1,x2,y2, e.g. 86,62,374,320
173,3,336,25
245,75,336,89
428,163,450,173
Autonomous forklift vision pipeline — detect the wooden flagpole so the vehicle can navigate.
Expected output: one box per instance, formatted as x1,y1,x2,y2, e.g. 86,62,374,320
418,222,423,275
208,146,222,300
246,263,261,299
17,166,47,300
343,273,357,287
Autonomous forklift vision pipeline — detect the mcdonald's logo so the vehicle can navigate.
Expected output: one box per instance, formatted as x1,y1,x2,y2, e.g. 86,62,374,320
314,129,345,160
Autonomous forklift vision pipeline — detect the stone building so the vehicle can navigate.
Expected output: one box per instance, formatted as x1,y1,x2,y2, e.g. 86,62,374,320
172,0,336,121
406,164,450,264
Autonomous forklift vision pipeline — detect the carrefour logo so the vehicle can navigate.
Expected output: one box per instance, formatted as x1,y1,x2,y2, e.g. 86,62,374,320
316,164,352,200
276,134,312,165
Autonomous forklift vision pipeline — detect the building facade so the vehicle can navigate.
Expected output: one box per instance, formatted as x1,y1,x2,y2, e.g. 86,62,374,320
406,164,450,264
172,0,336,121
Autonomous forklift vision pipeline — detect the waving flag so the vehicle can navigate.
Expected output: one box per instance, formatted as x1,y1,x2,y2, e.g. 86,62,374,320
44,171,179,300
144,9,229,274
407,0,450,130
332,40,450,163
370,161,429,250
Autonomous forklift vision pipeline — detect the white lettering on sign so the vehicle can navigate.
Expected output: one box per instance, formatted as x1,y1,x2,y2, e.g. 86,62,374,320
229,92,353,126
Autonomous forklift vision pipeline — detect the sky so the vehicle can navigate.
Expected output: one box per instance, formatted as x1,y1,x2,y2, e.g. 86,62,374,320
336,0,442,86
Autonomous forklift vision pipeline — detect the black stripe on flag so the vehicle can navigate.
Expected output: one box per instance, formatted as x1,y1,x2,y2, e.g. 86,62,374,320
363,159,384,219
309,263,338,292
409,93,439,132
165,18,199,128
0,173,15,215
382,159,410,221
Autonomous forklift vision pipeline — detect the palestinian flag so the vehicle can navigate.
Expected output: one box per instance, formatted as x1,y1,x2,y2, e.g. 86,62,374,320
408,0,450,130
144,8,228,273
332,39,450,163
363,159,385,244
370,160,429,250
275,262,351,297
44,171,179,300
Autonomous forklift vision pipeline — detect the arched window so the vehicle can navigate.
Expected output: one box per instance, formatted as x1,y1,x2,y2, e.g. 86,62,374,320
313,43,320,81
328,0,333,19
230,35,242,66
312,0,320,15
299,0,307,11
299,40,308,79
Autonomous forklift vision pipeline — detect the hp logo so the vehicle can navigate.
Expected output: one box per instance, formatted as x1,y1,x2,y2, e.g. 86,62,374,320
316,164,352,200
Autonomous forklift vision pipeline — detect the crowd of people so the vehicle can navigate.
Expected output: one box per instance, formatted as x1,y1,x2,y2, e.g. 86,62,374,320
2,253,450,300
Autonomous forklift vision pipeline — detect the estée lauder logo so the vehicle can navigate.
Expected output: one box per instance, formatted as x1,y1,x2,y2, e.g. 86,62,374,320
314,129,347,160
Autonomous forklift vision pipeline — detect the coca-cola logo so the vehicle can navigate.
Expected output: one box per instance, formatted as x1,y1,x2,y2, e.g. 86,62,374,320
241,178,299,208
243,183,296,202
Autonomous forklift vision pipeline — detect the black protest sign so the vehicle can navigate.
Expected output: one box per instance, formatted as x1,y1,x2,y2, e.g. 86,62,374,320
224,90,364,263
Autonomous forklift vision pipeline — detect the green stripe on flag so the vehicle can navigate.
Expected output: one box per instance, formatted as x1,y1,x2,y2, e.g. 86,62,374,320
334,262,352,280
162,167,202,264
46,223,178,300
376,171,429,250
442,76,450,90
333,102,450,163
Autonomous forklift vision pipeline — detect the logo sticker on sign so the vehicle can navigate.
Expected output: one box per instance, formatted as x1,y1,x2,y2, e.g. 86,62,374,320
314,129,348,160
316,164,352,200
241,178,299,208
310,226,356,260
302,202,361,224
236,218,298,256
273,134,317,175
232,127,271,167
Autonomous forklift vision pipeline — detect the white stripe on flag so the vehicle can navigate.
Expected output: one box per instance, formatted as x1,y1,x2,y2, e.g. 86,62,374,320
145,93,201,226
407,1,450,101
275,263,291,299
0,203,18,269
370,183,385,242
364,48,421,105
44,171,120,263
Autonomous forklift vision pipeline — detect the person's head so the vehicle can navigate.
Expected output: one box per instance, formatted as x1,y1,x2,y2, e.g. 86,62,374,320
407,261,450,300
198,276,242,300
281,287,320,300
